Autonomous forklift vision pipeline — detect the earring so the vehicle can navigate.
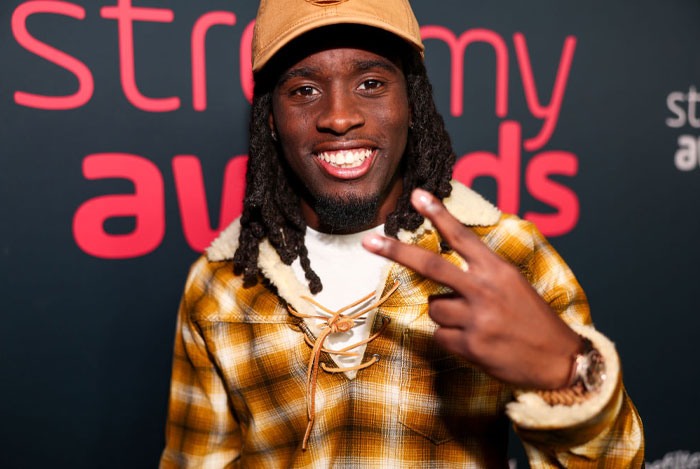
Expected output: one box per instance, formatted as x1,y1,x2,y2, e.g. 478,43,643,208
271,129,278,141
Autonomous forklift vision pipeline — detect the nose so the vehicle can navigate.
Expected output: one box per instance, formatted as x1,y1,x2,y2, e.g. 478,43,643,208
316,87,364,135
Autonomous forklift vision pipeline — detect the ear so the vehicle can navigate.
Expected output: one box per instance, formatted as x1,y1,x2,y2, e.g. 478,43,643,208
268,113,279,142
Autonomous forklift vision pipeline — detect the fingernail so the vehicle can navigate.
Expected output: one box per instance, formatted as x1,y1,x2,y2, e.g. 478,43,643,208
412,189,437,212
363,234,385,251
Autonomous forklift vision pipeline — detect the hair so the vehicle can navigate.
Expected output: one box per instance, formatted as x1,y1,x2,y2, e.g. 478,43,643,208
233,40,456,294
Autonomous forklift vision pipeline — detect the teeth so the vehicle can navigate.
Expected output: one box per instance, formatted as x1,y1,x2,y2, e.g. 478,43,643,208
317,148,372,168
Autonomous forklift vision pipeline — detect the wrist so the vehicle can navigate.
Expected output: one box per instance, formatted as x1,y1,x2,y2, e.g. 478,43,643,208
547,330,585,389
507,324,622,428
537,334,607,406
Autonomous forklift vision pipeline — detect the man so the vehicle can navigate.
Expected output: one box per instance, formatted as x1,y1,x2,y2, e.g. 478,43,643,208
161,0,644,467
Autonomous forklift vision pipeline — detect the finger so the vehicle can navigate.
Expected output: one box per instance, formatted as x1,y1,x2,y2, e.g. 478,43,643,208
433,327,467,356
411,188,493,264
363,234,478,297
428,296,470,328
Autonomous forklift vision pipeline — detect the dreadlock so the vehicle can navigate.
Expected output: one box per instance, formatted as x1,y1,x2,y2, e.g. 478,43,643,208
233,48,455,294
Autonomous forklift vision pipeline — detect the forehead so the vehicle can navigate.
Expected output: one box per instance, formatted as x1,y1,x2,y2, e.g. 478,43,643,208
277,47,402,85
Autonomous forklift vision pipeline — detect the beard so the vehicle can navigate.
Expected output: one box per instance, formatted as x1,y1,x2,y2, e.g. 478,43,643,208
313,193,380,233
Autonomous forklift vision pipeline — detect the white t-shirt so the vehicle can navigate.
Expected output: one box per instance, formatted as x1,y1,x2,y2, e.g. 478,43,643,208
291,225,389,370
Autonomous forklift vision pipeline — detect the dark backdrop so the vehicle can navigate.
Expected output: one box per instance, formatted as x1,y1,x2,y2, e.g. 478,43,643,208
2,1,699,467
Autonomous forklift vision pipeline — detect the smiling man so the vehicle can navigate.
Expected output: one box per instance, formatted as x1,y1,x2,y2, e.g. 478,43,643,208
269,27,410,236
160,1,644,467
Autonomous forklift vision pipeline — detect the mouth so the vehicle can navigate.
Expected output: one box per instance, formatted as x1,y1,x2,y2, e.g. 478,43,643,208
316,148,373,168
313,147,376,179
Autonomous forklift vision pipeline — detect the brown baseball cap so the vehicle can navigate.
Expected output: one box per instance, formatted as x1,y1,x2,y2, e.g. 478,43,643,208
251,0,424,73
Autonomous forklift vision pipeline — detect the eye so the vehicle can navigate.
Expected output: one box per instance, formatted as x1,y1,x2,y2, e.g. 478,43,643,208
292,86,319,97
358,79,383,91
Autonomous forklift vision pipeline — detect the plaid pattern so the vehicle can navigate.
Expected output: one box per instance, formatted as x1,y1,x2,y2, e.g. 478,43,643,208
161,213,644,468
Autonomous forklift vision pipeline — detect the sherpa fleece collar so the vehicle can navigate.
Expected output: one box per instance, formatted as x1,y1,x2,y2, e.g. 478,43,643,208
206,180,500,317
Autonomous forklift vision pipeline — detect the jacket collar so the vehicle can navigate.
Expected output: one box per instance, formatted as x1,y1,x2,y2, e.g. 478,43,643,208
206,180,500,316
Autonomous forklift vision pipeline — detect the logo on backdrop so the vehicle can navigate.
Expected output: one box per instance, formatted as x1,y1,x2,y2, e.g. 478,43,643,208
666,85,700,171
11,0,581,259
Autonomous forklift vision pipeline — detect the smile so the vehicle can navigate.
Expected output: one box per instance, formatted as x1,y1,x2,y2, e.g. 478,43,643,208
313,147,376,180
315,148,373,168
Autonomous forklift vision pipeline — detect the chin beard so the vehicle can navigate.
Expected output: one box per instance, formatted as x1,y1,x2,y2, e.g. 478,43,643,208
313,194,380,232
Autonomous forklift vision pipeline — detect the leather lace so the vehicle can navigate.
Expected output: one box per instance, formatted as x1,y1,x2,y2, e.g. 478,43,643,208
287,280,400,450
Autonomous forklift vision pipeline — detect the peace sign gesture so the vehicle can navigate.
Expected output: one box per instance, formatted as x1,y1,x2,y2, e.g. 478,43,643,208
362,188,583,390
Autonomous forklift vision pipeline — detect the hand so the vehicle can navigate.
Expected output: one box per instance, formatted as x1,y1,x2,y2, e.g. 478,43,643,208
362,188,582,390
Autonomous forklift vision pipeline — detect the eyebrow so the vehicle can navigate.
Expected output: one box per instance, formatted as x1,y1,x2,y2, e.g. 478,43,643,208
277,57,400,87
277,66,319,86
351,59,399,74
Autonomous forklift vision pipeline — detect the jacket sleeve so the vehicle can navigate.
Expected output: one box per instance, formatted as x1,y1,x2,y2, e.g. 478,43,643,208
160,258,241,469
504,221,645,468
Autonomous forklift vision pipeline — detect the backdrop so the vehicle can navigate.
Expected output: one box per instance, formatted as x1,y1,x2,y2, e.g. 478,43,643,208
2,0,699,467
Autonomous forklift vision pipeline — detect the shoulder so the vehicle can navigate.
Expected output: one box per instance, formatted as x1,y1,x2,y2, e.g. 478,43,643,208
180,255,241,319
205,218,241,262
440,180,545,262
181,253,290,325
471,213,543,255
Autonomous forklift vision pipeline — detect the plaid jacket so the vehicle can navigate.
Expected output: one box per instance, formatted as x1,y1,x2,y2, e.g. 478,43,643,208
161,181,644,468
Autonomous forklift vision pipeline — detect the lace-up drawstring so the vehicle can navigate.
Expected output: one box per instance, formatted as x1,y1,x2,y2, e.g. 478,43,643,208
287,280,400,450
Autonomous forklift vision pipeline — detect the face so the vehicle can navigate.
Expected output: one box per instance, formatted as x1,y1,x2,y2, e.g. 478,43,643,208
270,43,411,233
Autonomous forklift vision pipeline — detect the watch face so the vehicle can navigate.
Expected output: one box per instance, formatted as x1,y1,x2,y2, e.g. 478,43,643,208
583,350,606,392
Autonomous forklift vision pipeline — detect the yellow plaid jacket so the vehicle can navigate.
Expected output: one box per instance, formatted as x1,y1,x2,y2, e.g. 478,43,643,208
161,181,644,468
